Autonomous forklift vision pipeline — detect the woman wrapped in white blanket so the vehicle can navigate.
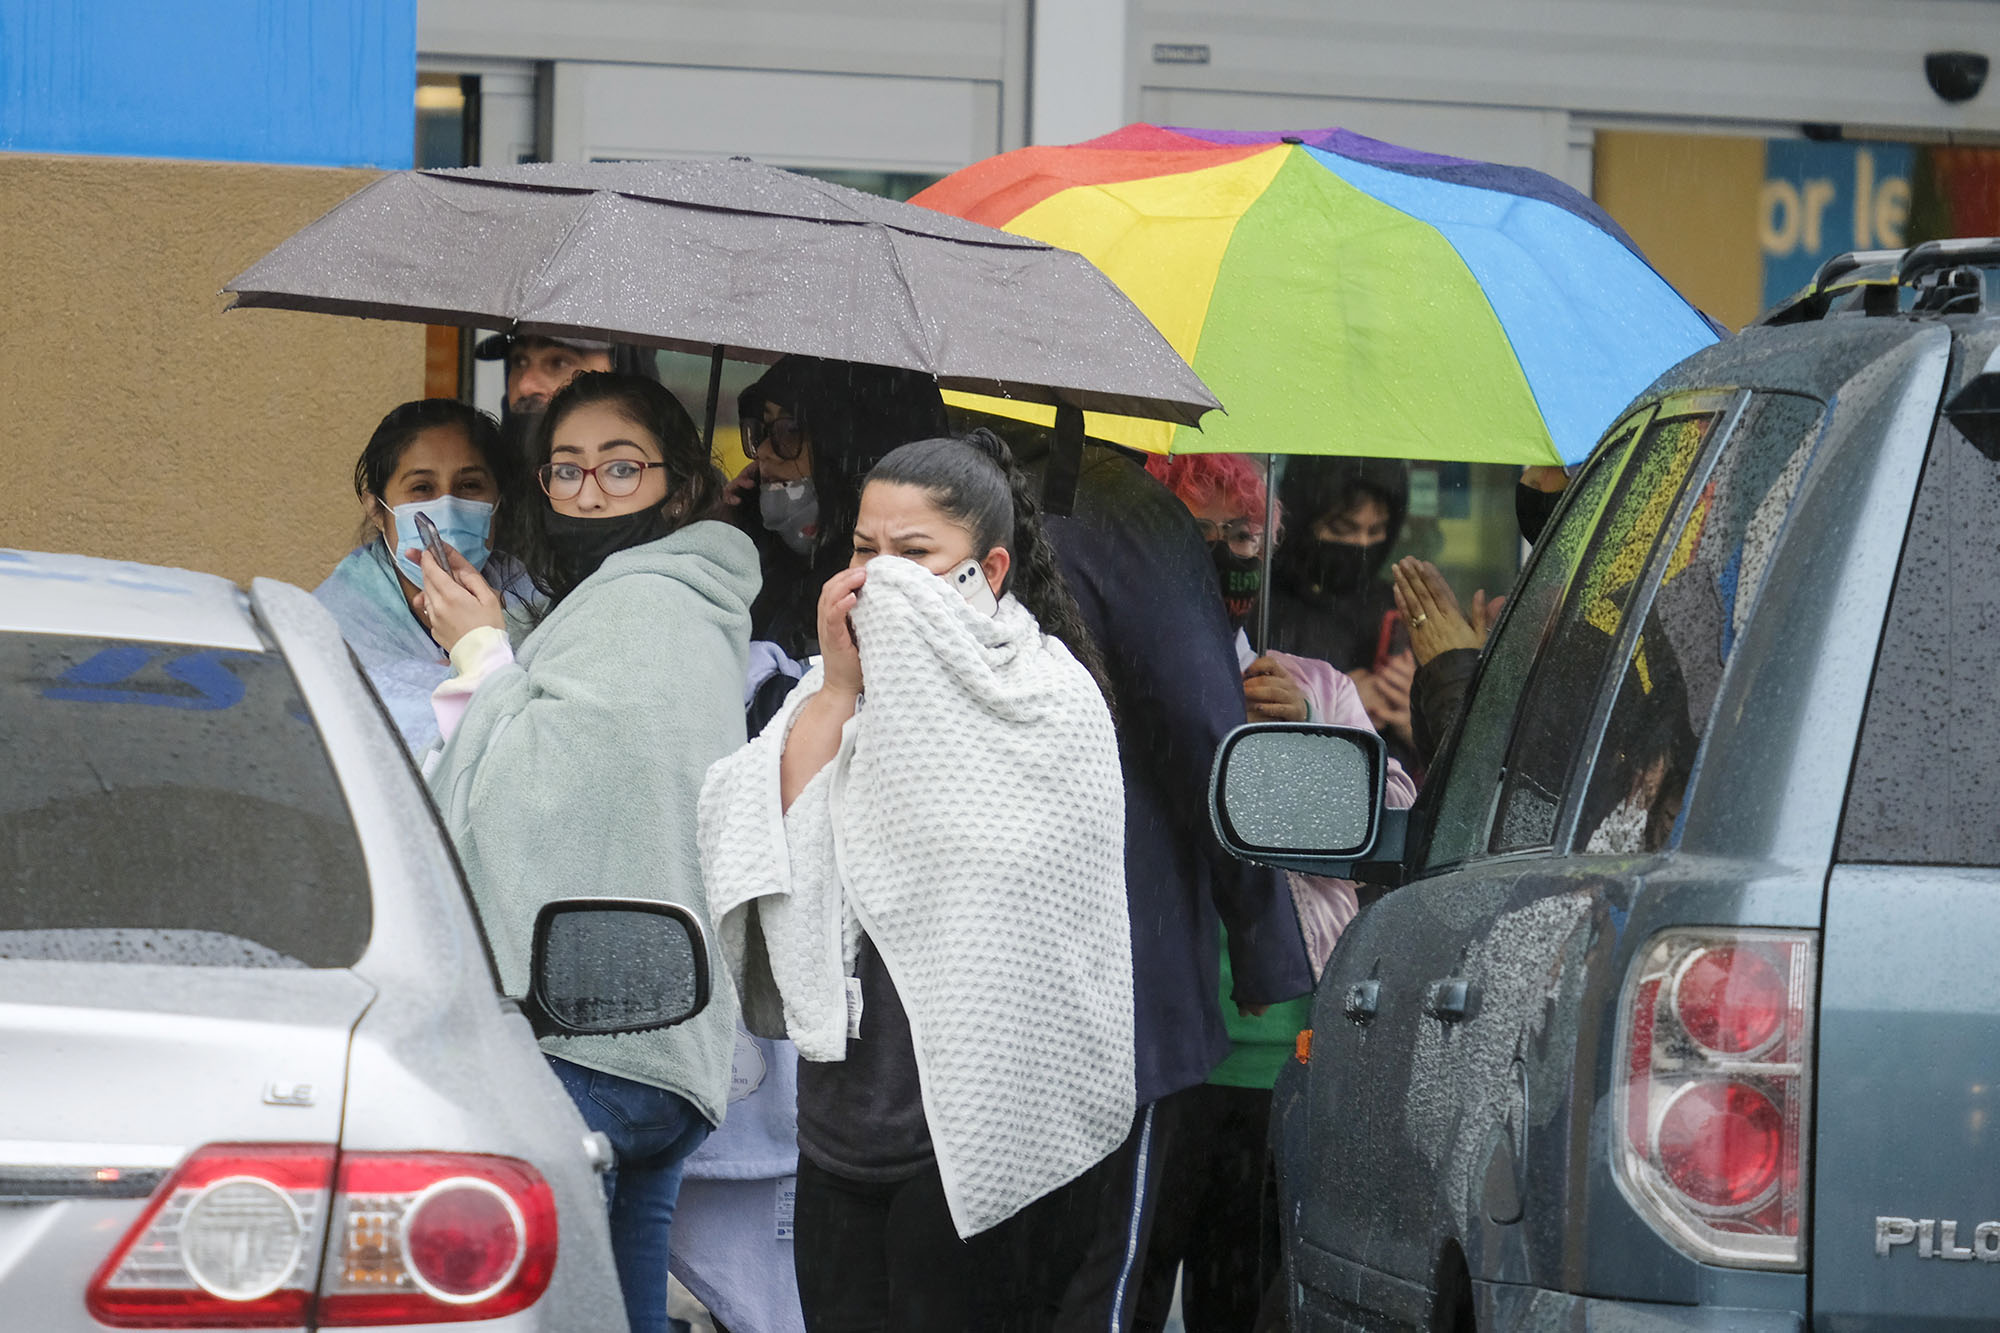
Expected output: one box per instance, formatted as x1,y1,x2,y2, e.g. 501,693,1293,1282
698,430,1134,1329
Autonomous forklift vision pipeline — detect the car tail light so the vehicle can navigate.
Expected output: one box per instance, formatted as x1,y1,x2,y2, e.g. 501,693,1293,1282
85,1146,556,1327
1612,928,1815,1269
86,1144,333,1327
318,1153,556,1324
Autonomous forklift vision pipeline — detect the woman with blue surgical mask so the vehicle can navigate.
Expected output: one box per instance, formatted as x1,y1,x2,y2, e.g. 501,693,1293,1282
314,398,535,752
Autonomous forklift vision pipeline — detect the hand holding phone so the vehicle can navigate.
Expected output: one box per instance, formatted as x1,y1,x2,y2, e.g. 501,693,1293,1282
412,512,461,588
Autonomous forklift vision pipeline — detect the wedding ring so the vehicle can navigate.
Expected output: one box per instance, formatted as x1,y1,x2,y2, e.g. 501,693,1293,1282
1410,613,1429,628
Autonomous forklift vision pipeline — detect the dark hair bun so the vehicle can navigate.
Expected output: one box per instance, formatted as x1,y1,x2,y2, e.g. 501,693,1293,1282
959,426,1012,471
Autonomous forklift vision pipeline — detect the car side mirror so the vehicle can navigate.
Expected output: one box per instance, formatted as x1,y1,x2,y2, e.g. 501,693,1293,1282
1209,723,1404,877
518,899,711,1039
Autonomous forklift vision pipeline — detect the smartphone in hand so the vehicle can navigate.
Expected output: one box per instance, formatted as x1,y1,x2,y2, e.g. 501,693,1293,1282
412,512,460,587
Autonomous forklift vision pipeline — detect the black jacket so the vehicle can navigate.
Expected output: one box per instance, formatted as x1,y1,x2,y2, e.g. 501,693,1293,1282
729,515,844,660
1029,442,1314,1106
1264,577,1399,674
1412,646,1480,766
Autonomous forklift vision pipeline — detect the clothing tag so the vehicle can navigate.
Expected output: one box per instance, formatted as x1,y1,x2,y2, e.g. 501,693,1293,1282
845,976,865,1040
775,1175,797,1241
727,1029,767,1103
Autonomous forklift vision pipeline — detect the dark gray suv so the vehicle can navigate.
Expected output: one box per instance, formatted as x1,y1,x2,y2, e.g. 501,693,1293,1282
1212,239,2000,1332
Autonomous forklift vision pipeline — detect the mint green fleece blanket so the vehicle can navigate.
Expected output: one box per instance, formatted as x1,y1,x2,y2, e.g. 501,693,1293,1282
427,520,759,1128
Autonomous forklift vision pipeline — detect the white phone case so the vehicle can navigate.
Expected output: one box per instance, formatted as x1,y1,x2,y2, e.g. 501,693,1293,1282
949,559,999,616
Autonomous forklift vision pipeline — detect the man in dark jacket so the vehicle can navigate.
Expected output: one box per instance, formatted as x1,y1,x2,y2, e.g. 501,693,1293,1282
1011,436,1314,1332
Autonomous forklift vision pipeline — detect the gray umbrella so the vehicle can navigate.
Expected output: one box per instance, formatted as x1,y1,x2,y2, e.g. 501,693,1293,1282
224,158,1219,428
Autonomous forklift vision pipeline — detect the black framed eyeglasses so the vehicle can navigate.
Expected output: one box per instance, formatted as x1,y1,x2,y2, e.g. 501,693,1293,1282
742,413,808,461
537,459,665,500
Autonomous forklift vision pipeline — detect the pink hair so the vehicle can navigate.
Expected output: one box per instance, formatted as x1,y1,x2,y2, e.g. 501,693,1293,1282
1145,453,1281,533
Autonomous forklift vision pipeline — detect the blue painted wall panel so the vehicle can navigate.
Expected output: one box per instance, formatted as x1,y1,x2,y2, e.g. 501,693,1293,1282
1759,140,1915,312
0,0,414,168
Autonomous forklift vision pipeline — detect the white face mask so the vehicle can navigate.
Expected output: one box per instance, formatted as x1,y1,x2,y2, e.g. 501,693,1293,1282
759,478,820,555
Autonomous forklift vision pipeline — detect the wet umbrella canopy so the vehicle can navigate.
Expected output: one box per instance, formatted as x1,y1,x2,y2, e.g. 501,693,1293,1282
223,158,1219,428
914,125,1721,464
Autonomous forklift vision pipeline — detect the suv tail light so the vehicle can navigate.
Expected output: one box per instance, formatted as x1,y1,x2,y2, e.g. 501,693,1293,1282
1612,928,1816,1270
86,1145,556,1327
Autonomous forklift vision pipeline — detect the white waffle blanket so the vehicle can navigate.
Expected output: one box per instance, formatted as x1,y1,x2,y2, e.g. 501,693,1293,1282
698,555,1134,1237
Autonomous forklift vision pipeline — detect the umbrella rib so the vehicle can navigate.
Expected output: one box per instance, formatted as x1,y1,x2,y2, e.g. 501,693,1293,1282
509,190,629,336
426,167,1054,253
785,170,1053,252
874,224,941,372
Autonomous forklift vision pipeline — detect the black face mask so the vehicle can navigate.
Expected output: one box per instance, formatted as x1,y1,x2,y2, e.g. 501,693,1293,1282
1516,482,1565,546
1210,543,1262,631
543,505,673,593
1301,538,1389,597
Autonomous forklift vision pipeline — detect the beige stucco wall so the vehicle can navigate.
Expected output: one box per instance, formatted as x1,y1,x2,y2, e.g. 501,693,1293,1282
1594,131,1768,334
0,154,423,589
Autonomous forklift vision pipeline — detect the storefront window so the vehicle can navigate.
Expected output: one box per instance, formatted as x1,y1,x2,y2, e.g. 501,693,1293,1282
416,74,477,399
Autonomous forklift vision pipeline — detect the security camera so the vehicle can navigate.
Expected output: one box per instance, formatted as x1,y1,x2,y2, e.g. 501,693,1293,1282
1926,51,1988,104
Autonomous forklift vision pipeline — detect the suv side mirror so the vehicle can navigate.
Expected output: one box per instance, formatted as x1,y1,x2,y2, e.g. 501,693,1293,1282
518,899,711,1039
1209,723,1405,877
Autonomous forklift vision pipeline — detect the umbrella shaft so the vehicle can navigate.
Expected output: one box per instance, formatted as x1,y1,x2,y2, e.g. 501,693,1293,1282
1256,453,1278,655
702,346,725,451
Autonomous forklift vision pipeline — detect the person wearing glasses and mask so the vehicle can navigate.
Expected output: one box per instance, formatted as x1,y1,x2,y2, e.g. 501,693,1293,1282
314,398,535,752
416,371,757,1333
722,356,948,659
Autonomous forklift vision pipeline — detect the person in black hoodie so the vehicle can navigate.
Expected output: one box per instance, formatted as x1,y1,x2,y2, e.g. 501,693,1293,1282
722,356,949,659
1267,456,1417,767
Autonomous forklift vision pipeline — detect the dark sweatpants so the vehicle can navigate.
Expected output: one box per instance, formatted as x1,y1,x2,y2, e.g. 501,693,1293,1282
792,1099,1175,1333
1132,1084,1278,1333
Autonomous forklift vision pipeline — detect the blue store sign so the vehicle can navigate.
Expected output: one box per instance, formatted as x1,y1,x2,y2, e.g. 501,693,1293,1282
1760,140,1914,312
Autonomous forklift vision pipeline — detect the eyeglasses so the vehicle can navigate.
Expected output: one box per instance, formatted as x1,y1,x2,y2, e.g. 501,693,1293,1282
742,413,807,461
537,459,665,500
1195,518,1265,553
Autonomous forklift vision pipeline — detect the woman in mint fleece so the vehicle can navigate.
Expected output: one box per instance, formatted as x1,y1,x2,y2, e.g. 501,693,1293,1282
419,373,759,1333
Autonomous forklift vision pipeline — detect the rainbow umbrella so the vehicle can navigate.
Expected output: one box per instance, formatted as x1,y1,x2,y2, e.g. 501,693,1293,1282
913,124,1720,465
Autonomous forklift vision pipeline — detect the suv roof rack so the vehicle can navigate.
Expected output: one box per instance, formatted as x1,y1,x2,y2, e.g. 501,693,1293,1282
1758,238,2000,326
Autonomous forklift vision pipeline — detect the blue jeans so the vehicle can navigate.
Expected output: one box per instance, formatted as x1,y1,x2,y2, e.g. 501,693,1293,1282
548,1056,711,1333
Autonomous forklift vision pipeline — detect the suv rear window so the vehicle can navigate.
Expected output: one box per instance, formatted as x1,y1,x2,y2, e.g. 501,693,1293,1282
1486,407,1723,854
1420,417,1644,870
1576,393,1824,853
1840,327,2000,865
0,633,371,967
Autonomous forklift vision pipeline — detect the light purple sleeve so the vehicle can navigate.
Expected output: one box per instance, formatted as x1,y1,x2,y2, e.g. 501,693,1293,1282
1268,650,1418,809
